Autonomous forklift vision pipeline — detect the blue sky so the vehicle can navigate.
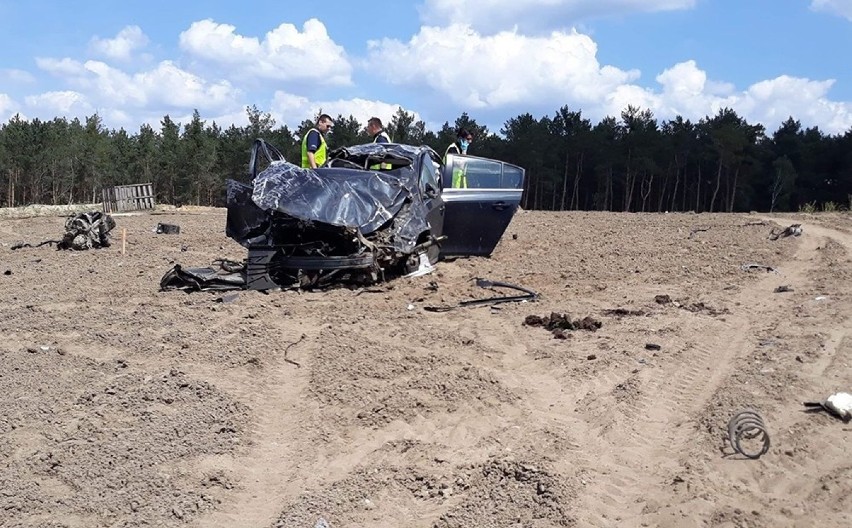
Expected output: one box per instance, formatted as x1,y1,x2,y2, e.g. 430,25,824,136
1,0,851,136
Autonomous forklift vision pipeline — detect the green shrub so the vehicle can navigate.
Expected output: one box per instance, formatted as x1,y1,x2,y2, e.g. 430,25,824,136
798,201,817,213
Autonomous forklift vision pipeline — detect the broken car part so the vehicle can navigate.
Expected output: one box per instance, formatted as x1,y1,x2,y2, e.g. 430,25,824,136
727,409,770,459
424,278,539,312
803,392,852,421
11,211,115,251
769,224,802,240
155,223,181,234
740,263,778,273
160,261,246,292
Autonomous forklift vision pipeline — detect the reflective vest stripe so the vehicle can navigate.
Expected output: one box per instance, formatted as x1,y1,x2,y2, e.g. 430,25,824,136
371,131,392,169
373,131,391,143
444,143,467,188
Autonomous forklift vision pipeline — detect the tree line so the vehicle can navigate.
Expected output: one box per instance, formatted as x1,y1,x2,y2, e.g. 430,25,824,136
1,104,850,212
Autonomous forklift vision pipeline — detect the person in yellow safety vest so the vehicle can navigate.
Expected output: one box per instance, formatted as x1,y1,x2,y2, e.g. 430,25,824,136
301,114,334,168
444,128,473,188
366,117,392,170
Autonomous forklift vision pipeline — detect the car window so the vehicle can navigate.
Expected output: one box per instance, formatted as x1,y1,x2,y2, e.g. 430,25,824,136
419,153,440,193
502,164,524,189
445,156,506,189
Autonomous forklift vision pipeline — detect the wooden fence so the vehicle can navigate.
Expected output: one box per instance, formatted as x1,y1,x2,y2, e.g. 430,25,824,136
101,183,155,213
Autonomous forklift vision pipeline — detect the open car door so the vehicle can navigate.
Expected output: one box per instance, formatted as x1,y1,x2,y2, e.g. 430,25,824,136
440,154,525,257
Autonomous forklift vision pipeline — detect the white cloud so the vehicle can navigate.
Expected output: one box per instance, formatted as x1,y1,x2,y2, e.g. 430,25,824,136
810,0,852,21
649,62,852,134
738,76,852,134
179,18,352,86
368,24,852,135
128,61,241,110
36,56,242,113
1,68,36,83
89,25,150,61
420,0,696,33
652,60,716,118
36,57,86,77
24,91,93,116
0,93,20,121
367,24,638,110
271,91,418,131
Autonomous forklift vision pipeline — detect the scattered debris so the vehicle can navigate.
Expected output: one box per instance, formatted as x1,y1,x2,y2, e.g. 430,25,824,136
216,292,240,304
524,312,602,339
155,223,181,234
688,221,766,239
3,270,10,275
645,343,661,351
59,212,116,250
160,261,246,292
425,278,538,312
774,285,794,293
680,302,729,316
688,226,710,239
654,294,672,304
814,296,828,302
727,409,770,459
11,240,58,250
11,211,115,251
283,334,307,368
803,392,852,422
551,328,572,340
354,287,386,296
768,223,802,240
740,263,778,273
602,308,646,317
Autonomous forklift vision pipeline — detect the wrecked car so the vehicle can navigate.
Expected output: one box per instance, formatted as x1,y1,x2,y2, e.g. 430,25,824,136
225,139,525,289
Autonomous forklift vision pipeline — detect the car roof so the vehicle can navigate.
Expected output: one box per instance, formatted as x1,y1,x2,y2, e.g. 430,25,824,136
329,143,440,165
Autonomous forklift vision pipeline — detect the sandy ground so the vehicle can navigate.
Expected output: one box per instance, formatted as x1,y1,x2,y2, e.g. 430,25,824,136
1,208,850,528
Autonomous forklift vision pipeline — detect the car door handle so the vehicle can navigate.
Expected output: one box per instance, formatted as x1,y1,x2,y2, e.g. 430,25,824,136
492,201,508,211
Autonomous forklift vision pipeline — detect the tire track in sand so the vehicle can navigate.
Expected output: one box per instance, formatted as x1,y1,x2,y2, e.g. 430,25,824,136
545,222,829,525
190,329,317,528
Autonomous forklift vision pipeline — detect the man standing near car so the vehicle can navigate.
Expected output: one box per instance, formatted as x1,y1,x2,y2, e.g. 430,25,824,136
367,117,391,143
301,114,334,169
444,128,473,159
367,117,392,170
444,128,473,188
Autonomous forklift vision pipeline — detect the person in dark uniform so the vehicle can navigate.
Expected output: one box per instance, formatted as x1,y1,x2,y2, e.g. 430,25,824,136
366,117,390,143
301,114,334,168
